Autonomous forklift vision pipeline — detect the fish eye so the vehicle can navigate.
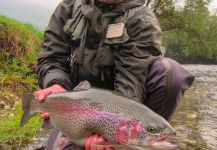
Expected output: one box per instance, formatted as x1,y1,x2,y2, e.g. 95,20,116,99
147,126,158,134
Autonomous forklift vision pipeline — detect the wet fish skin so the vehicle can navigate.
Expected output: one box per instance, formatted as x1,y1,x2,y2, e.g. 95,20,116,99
20,87,176,147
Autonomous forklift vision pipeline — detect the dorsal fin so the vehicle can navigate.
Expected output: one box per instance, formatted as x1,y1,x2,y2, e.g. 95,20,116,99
73,80,91,91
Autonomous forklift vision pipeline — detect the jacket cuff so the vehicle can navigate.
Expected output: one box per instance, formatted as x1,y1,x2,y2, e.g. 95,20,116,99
46,79,72,91
42,69,72,90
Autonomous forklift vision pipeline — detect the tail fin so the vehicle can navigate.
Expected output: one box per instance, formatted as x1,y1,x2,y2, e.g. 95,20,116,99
20,93,35,127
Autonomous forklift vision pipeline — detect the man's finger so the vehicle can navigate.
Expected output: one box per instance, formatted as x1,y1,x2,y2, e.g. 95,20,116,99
106,147,113,150
40,112,50,119
52,84,67,93
85,135,93,150
34,90,49,101
38,94,45,101
96,137,104,150
90,135,98,150
34,84,66,102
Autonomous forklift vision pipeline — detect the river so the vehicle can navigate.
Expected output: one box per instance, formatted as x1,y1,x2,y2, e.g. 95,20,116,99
171,65,217,150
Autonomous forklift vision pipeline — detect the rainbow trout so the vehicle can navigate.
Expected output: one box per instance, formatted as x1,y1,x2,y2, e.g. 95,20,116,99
20,81,176,149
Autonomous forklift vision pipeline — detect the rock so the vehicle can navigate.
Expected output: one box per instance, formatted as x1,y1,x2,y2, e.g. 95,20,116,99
186,112,197,119
0,114,7,118
185,139,198,145
13,101,20,108
9,113,14,118
0,102,5,110
4,105,11,110
0,101,6,104
0,143,12,150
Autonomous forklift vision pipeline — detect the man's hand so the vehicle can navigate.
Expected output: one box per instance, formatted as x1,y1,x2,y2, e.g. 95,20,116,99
85,135,113,150
34,84,67,119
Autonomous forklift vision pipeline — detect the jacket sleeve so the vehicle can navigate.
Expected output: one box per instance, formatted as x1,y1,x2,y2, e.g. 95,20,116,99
37,0,75,90
114,7,162,102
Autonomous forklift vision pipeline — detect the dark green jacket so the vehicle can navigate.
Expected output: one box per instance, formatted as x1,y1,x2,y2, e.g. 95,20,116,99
37,0,162,102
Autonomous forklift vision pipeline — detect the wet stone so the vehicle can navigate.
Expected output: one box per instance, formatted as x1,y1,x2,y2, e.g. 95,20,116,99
0,143,12,150
13,101,20,108
4,105,11,110
0,114,7,118
0,102,5,110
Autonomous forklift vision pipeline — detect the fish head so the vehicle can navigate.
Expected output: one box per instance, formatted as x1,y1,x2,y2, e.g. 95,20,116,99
138,114,176,149
116,115,176,149
116,120,175,141
142,113,176,140
137,122,176,149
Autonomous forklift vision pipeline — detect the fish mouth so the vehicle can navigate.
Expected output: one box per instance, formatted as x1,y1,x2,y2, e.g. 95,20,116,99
143,134,177,149
126,134,176,149
149,134,169,142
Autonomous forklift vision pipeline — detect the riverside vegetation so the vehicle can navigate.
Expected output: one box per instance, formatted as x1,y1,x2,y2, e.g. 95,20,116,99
0,0,217,147
0,15,42,146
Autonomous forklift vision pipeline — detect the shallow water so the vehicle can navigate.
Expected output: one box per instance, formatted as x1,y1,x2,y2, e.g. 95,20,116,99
171,65,217,150
1,65,217,150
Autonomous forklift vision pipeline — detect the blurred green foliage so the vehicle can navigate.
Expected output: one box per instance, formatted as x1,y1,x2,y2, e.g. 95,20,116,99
0,15,42,97
0,104,41,146
150,0,217,63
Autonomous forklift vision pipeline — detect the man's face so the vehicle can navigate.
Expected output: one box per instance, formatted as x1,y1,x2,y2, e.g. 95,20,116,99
99,0,124,5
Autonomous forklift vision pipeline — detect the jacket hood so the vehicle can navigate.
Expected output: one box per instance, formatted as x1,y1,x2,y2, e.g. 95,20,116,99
84,0,146,13
113,0,146,12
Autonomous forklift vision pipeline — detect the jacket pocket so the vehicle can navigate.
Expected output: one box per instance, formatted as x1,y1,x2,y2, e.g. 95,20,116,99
63,12,87,40
104,26,129,45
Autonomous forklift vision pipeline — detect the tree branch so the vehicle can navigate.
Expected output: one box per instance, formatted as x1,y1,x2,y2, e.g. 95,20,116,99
153,0,162,13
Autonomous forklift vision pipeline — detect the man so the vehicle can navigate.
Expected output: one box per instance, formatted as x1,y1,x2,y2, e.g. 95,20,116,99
35,0,195,149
